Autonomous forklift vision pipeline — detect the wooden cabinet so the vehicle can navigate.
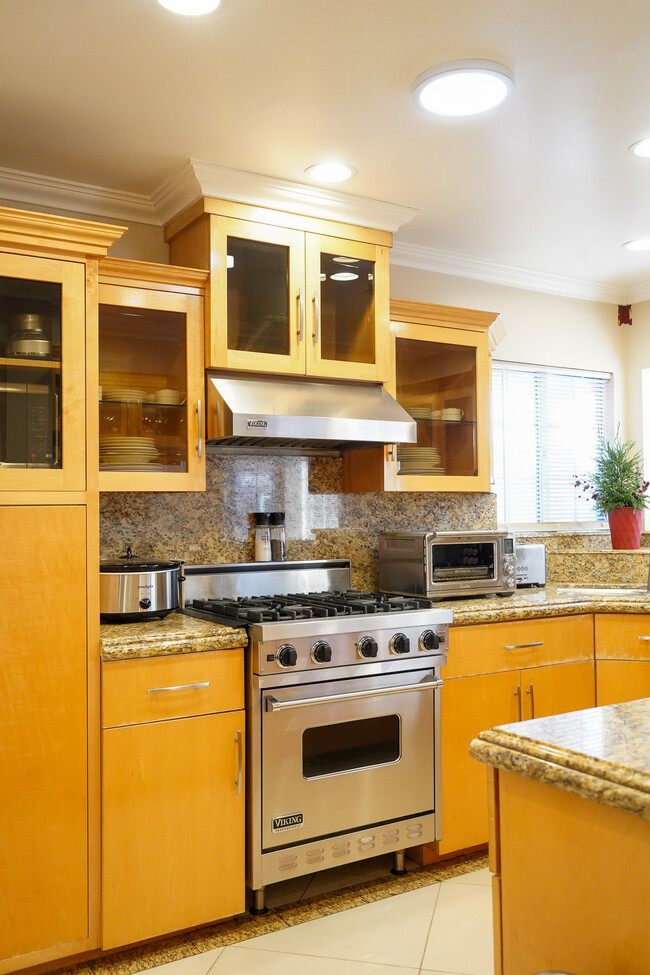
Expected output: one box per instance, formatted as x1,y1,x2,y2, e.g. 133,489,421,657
101,650,245,949
436,615,595,856
165,198,391,382
595,613,650,704
98,259,207,492
0,506,90,970
343,301,496,492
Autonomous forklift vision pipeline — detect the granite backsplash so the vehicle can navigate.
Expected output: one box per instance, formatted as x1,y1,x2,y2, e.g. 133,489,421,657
100,454,497,591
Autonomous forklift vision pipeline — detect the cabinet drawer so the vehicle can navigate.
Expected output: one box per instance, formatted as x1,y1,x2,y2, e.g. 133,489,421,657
595,613,650,661
102,649,244,728
444,615,594,679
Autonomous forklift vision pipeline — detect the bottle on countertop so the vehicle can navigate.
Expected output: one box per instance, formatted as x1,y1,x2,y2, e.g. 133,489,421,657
269,511,286,562
253,512,272,562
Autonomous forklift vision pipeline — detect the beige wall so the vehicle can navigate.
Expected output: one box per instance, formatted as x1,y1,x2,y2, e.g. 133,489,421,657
390,265,627,429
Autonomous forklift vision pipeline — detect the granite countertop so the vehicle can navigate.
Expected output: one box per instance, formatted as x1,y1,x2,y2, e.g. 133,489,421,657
470,697,650,821
100,611,248,661
437,583,650,626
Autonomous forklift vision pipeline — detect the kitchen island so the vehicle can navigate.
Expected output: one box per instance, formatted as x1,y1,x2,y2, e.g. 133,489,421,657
470,698,650,975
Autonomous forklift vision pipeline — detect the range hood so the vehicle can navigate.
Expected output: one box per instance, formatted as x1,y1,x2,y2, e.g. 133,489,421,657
205,373,417,450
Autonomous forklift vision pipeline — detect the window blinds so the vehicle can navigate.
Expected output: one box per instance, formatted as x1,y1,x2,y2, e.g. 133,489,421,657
492,362,613,526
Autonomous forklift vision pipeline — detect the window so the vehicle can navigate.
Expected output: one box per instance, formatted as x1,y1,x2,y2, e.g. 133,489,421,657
492,361,613,526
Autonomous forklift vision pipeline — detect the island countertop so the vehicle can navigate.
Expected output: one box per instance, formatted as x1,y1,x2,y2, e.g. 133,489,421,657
470,697,650,821
100,610,248,661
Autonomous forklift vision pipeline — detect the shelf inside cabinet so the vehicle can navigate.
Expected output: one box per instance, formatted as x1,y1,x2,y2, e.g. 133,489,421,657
0,355,61,370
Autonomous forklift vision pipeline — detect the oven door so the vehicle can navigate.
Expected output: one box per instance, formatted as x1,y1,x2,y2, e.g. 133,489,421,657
260,667,438,851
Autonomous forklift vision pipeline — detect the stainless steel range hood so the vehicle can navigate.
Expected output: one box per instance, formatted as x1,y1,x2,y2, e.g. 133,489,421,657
205,373,417,451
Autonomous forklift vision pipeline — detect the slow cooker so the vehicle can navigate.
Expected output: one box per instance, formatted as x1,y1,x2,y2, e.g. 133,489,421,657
100,547,183,622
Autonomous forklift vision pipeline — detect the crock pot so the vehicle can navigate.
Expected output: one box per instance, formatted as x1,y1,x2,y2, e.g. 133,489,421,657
100,548,183,622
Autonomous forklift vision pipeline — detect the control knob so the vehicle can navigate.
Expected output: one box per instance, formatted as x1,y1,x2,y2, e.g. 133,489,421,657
311,640,332,664
357,636,379,659
276,644,298,668
419,629,441,651
139,597,152,609
390,632,410,654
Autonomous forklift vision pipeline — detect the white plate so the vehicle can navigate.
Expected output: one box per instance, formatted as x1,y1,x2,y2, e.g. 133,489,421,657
100,463,166,471
101,388,146,403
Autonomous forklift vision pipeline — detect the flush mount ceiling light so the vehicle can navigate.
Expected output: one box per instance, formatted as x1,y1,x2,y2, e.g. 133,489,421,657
629,139,650,158
622,238,650,251
413,60,514,117
156,0,221,14
305,162,356,183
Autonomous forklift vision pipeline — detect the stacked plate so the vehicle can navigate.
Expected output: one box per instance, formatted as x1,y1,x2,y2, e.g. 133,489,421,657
99,436,162,471
397,445,445,476
101,387,146,403
406,407,434,420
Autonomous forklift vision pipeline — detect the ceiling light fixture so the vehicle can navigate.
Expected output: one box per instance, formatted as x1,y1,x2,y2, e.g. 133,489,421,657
622,238,650,251
629,139,650,158
156,0,221,15
305,162,355,184
413,59,514,118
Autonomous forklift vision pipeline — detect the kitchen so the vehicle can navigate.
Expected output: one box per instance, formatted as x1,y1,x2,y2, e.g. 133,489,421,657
3,2,650,975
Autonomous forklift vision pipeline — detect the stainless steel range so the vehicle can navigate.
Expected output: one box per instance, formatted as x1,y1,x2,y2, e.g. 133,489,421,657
182,560,452,914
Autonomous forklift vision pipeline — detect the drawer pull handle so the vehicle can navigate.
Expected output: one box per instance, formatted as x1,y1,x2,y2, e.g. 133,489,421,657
147,682,210,694
504,641,543,650
638,636,650,641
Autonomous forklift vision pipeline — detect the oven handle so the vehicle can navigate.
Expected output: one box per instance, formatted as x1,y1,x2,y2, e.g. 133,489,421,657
264,676,443,712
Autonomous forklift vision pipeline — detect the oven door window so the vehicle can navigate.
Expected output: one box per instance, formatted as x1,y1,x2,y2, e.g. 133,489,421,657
302,714,401,779
431,541,496,582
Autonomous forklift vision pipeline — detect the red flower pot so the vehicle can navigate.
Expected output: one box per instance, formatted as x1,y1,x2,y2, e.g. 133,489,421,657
607,507,643,549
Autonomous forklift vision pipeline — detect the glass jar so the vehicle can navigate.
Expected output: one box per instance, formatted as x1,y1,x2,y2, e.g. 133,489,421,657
253,512,271,562
269,511,286,562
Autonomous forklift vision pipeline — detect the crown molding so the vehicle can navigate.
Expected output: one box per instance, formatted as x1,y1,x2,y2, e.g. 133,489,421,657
626,280,650,305
0,166,159,225
391,239,627,304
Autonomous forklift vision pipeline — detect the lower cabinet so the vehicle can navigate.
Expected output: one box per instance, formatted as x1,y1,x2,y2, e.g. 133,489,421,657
101,650,245,950
0,506,90,971
437,615,595,857
595,613,650,705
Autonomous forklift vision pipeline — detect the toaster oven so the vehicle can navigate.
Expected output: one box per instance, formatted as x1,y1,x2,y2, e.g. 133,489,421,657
378,530,517,599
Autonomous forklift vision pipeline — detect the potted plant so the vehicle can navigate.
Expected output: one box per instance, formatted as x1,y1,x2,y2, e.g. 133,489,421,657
574,429,649,549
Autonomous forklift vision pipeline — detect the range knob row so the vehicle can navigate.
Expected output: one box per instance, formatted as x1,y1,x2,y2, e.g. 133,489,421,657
275,630,444,667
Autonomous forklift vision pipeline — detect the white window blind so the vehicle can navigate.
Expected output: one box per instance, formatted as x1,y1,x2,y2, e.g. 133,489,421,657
492,361,613,526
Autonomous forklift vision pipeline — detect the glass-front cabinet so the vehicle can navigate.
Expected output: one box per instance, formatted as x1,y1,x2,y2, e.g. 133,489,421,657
166,202,390,382
0,253,86,491
98,259,207,492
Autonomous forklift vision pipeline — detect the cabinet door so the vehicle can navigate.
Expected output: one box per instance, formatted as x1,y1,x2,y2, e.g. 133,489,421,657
0,253,86,491
521,661,595,719
439,670,520,854
211,217,306,375
0,506,88,964
98,282,205,492
304,235,389,382
102,710,245,949
596,660,650,705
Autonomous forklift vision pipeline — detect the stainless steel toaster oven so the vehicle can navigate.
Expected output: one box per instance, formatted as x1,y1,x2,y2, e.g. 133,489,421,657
378,529,517,599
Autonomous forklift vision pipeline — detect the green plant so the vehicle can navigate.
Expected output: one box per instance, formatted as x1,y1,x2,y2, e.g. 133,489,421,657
574,429,650,514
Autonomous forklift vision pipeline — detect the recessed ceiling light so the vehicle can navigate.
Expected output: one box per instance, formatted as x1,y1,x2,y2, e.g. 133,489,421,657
629,139,650,158
305,162,356,184
156,0,221,14
413,60,514,118
622,238,650,251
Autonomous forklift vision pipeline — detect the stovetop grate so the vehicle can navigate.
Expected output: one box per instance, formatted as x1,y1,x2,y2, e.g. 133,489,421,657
189,590,435,625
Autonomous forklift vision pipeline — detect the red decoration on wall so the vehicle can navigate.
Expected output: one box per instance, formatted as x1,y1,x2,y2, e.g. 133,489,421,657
618,304,632,326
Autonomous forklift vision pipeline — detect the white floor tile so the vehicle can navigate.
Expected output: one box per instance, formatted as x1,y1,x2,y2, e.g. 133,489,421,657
212,945,418,974
146,947,224,975
240,883,441,969
444,867,492,887
422,881,493,975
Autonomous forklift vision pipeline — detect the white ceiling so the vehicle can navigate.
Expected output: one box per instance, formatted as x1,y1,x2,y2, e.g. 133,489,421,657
2,0,650,302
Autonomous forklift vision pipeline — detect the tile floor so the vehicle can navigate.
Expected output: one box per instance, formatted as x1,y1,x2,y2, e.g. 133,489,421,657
145,863,493,975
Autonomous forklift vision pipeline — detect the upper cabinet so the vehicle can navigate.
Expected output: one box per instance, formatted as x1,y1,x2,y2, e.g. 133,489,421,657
343,300,497,493
165,198,391,383
0,207,124,493
98,259,207,492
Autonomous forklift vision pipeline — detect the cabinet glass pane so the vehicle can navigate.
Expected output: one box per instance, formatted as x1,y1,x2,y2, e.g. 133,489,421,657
319,252,375,363
395,337,477,478
0,276,62,469
227,237,290,355
99,305,188,472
